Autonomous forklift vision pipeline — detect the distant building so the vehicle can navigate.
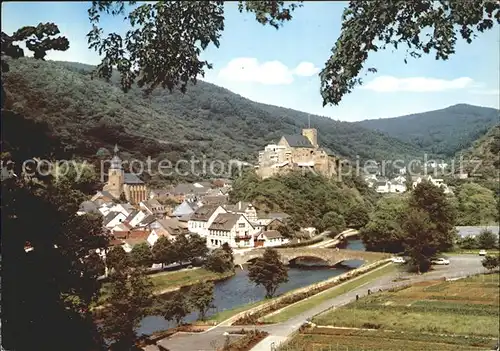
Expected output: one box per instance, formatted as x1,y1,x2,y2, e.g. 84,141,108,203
172,199,199,217
412,175,452,194
455,226,500,238
102,145,148,204
256,128,339,178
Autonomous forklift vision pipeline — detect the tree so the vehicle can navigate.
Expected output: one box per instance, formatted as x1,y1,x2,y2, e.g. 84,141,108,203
86,1,499,106
456,236,478,250
85,251,106,278
345,204,370,229
187,233,209,261
360,196,407,253
248,248,288,298
130,242,154,268
2,163,108,350
96,147,111,159
401,209,437,274
205,248,234,273
408,181,456,252
320,211,346,234
160,290,192,326
402,181,456,272
189,282,215,320
152,236,176,267
173,233,190,263
482,255,499,271
477,229,499,250
456,183,497,225
2,82,106,349
101,268,154,350
106,246,130,272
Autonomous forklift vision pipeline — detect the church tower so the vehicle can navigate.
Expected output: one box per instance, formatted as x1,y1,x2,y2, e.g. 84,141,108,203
105,144,124,199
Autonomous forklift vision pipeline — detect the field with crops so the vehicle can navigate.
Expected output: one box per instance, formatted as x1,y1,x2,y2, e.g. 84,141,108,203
278,273,499,351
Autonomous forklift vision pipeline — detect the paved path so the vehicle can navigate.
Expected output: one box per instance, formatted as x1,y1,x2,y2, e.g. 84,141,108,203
309,229,359,248
153,255,485,351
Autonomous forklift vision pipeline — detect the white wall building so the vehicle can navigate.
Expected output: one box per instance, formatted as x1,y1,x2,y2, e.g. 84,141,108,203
207,213,257,248
255,230,290,247
188,205,227,237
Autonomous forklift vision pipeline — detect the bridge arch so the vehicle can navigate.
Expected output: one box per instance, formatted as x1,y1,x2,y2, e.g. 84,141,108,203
287,255,331,267
233,248,389,267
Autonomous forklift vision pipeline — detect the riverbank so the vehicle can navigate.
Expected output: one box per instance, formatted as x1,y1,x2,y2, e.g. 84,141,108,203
226,259,391,326
96,268,234,307
262,262,397,323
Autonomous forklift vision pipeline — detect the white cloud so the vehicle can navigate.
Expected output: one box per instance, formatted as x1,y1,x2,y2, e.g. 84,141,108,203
293,62,320,77
361,76,475,93
217,58,319,85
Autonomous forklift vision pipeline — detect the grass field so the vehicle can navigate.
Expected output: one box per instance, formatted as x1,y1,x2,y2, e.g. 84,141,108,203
99,268,233,303
279,273,499,350
262,263,398,323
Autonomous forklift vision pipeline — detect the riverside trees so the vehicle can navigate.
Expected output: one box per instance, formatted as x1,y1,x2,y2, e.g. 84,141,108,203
248,248,288,298
361,181,456,273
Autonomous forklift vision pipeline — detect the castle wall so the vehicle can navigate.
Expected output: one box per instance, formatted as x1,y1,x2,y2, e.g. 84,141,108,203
302,128,318,148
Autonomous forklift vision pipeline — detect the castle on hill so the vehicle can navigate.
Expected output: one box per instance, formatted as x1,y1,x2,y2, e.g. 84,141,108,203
102,145,148,204
256,128,339,178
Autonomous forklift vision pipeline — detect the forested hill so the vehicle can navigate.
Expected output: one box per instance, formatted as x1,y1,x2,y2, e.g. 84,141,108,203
356,104,499,157
459,124,500,180
3,58,424,169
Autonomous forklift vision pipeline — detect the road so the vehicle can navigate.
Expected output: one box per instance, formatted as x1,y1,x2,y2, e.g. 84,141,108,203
152,255,486,351
309,229,359,248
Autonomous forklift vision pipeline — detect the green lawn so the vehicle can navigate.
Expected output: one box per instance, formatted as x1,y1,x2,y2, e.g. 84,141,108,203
203,300,270,324
280,273,499,351
262,263,398,323
313,273,499,337
99,268,233,302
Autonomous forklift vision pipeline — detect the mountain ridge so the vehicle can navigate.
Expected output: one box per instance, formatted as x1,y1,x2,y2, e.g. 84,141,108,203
3,58,496,185
356,103,499,156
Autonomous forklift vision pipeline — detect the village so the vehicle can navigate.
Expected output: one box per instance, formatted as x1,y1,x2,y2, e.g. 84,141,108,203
78,129,459,264
77,145,325,265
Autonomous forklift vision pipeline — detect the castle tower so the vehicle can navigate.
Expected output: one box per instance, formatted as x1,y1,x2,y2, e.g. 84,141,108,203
105,144,124,199
302,128,318,148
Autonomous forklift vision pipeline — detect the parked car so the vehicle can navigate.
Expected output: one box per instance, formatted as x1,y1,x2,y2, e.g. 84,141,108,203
431,257,450,265
479,249,487,256
391,256,406,264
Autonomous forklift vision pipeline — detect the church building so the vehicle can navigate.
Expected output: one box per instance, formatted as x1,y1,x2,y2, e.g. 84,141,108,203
103,145,148,205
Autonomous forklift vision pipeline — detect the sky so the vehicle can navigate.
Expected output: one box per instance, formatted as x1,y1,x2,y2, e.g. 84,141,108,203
2,1,499,122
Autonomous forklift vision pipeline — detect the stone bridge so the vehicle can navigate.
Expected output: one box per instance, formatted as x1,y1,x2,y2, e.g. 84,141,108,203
233,248,389,266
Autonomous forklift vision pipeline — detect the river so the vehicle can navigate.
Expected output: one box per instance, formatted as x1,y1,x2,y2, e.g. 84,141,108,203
138,238,365,335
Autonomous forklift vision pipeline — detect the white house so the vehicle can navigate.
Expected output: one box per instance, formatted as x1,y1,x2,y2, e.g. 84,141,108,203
224,201,258,222
140,199,167,217
98,203,112,216
255,230,290,247
412,175,452,194
124,210,148,228
375,181,390,193
104,211,128,229
188,205,227,237
390,181,407,193
147,227,177,246
109,203,135,216
172,200,198,217
207,213,257,248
